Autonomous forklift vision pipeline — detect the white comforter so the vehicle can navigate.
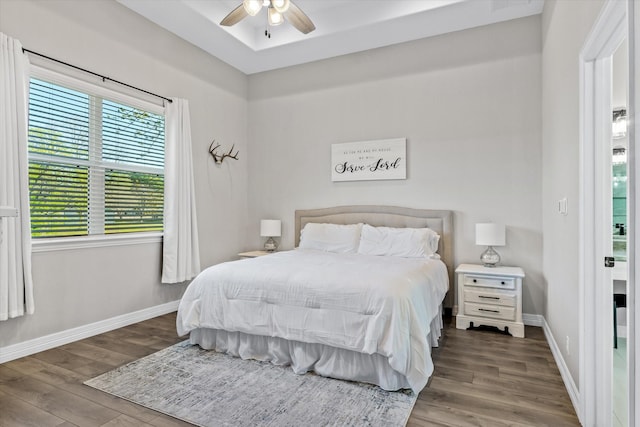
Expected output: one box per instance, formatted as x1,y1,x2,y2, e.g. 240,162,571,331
176,249,449,392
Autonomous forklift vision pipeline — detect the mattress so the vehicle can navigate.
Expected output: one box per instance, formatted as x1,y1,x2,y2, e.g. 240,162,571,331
176,248,449,392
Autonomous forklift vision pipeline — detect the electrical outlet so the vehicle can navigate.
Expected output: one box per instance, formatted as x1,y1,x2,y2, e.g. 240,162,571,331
565,336,570,355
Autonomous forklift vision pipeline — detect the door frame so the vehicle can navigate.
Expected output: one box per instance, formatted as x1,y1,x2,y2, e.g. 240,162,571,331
579,0,633,425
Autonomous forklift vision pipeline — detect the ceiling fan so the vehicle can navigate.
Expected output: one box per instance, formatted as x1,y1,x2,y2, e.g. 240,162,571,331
220,0,316,35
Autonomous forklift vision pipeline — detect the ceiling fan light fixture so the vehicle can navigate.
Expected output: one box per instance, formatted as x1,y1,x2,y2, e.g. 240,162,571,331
268,7,284,26
221,0,315,34
243,0,263,16
271,0,290,13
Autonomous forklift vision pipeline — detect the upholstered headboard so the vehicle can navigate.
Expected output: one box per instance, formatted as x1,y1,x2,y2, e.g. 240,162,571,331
294,205,454,306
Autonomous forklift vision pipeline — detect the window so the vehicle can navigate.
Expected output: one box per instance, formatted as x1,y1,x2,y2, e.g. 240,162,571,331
28,73,165,239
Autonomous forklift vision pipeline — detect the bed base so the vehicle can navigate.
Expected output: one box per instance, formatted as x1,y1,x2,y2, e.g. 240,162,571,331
189,306,444,393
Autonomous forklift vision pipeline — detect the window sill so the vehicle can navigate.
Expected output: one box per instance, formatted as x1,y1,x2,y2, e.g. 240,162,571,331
31,232,163,253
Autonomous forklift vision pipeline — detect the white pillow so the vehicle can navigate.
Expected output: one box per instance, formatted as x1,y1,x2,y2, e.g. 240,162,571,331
299,223,363,253
357,224,440,258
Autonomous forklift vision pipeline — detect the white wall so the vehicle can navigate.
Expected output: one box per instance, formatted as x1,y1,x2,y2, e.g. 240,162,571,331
247,16,544,314
541,0,606,386
0,0,249,347
0,1,551,361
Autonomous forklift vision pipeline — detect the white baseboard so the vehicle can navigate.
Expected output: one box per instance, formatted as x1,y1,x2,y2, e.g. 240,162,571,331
523,313,544,327
0,300,180,364
541,317,582,425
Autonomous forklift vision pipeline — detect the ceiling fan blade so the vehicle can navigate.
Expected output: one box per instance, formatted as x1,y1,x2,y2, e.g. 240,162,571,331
220,4,248,26
284,2,315,34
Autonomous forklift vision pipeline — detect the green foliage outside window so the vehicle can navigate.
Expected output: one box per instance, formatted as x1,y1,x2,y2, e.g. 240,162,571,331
104,169,164,234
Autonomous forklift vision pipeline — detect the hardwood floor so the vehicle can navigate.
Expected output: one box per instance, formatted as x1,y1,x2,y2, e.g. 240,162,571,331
409,319,580,426
0,313,579,426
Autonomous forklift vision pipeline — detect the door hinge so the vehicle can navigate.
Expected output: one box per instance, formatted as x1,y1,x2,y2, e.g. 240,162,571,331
605,256,615,268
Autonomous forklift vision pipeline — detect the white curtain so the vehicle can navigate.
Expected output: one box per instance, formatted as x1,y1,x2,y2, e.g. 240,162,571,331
162,99,201,283
0,33,34,320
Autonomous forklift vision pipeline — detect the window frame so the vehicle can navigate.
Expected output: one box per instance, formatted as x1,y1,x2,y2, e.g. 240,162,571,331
28,65,165,251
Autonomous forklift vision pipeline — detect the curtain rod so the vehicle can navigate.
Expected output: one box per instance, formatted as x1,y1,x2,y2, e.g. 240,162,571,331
22,48,173,104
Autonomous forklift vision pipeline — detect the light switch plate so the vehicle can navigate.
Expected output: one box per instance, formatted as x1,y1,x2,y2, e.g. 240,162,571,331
558,198,568,216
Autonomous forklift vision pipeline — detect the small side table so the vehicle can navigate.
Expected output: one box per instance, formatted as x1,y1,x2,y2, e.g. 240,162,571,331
455,263,525,338
238,250,271,258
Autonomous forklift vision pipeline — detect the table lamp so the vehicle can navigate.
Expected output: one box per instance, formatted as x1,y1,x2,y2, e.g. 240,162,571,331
476,223,505,267
260,219,281,252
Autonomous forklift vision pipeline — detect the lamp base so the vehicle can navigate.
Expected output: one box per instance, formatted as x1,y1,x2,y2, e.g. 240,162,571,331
480,246,500,267
264,237,278,252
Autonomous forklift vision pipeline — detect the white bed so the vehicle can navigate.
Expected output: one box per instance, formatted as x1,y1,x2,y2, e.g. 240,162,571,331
176,206,453,393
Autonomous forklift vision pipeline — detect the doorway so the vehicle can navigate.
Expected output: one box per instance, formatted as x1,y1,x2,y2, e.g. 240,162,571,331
580,1,635,426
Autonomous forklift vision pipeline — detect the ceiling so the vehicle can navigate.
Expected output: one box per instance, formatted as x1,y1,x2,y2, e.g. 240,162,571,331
116,0,544,75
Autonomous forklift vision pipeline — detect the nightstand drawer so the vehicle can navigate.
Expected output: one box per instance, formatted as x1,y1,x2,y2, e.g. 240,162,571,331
464,302,516,321
464,288,516,307
463,274,515,290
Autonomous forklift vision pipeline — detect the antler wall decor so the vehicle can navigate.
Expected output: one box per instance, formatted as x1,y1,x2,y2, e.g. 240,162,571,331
208,140,239,164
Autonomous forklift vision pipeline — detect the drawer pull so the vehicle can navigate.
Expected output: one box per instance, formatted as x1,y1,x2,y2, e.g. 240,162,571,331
479,296,500,300
479,308,500,313
473,279,477,283
501,281,505,285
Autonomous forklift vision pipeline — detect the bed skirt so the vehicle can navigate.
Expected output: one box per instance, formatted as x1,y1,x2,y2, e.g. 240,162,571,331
188,306,444,392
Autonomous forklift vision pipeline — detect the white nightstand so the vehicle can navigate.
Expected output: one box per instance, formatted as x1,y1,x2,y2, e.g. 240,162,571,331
455,263,525,338
238,250,271,258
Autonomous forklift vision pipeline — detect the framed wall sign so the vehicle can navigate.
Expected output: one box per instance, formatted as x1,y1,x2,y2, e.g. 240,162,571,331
331,138,406,182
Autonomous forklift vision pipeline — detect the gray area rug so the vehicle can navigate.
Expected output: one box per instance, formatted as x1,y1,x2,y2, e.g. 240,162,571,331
85,341,417,426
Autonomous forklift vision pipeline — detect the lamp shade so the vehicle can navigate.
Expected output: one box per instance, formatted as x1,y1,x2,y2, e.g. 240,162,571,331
475,223,505,246
260,219,281,237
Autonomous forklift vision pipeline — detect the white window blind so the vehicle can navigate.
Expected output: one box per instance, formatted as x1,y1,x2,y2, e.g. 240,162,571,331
28,77,165,238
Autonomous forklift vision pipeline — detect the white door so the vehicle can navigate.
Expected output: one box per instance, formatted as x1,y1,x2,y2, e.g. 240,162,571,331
580,1,635,426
